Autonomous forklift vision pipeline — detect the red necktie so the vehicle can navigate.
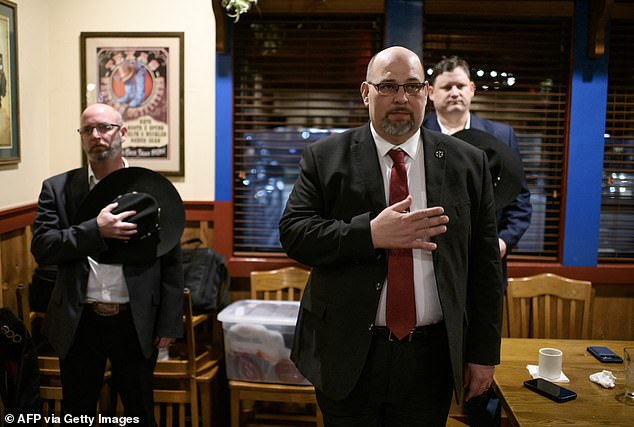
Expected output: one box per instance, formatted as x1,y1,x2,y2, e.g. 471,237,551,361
386,149,416,340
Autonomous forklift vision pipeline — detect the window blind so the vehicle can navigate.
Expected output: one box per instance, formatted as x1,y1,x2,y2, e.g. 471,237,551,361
422,14,572,259
232,15,384,254
600,19,634,260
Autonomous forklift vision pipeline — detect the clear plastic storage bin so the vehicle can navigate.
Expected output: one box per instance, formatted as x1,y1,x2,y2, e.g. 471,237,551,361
217,299,309,385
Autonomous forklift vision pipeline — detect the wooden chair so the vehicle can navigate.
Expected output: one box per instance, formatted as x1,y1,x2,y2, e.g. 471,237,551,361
506,273,593,339
15,283,80,421
17,283,220,426
445,418,470,427
152,288,221,427
249,266,310,301
228,267,323,427
15,283,44,336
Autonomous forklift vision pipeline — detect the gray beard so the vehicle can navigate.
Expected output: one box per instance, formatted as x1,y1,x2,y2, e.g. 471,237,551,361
86,138,121,162
382,118,414,136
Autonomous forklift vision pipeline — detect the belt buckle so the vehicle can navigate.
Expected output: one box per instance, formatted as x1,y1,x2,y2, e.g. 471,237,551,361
92,302,120,316
387,330,414,342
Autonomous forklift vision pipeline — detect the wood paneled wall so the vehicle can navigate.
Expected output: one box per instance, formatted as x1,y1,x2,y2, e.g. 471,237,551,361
1,202,633,340
0,227,34,312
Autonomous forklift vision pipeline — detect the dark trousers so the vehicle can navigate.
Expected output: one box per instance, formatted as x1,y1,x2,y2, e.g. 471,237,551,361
316,325,454,427
60,308,157,426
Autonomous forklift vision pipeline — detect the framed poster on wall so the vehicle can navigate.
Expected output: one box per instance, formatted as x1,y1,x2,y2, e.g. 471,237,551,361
80,32,184,176
0,0,19,166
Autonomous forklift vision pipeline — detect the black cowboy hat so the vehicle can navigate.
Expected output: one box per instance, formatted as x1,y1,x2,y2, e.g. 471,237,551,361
452,128,525,209
74,167,185,264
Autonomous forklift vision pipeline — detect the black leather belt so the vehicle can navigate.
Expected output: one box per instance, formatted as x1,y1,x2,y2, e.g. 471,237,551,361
371,322,445,342
87,302,129,317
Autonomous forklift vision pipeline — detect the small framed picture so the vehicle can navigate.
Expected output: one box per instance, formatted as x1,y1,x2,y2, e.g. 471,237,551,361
0,0,19,166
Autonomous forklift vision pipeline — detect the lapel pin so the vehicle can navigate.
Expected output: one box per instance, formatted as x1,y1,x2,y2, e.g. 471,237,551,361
435,149,445,159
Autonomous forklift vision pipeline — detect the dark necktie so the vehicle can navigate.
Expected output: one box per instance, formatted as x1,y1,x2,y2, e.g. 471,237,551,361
386,149,416,340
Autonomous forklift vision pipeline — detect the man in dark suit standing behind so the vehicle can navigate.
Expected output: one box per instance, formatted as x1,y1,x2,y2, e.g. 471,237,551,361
424,56,532,280
280,46,503,426
31,103,184,425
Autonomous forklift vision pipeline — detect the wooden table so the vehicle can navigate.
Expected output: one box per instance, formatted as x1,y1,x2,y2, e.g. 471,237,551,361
493,338,634,426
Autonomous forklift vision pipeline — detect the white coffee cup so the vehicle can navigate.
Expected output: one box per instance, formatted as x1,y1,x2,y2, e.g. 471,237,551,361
538,347,563,380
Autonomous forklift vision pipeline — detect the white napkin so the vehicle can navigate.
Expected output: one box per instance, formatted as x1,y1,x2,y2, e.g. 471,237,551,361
526,364,570,383
589,370,616,388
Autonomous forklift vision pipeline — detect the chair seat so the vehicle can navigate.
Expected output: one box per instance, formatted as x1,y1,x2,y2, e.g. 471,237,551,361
229,379,322,427
229,379,317,401
154,350,216,377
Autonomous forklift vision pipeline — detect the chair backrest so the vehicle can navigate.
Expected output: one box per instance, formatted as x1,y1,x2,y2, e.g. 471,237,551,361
250,267,310,301
506,273,593,339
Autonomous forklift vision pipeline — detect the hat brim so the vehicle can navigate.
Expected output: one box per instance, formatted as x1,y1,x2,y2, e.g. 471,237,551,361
452,128,525,209
74,167,185,264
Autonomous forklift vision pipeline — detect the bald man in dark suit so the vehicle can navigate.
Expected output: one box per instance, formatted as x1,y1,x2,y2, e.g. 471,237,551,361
280,46,503,426
31,103,183,425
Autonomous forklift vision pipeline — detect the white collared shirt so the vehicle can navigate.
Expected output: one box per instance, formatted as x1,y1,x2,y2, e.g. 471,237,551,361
370,124,444,326
437,114,471,135
85,159,130,304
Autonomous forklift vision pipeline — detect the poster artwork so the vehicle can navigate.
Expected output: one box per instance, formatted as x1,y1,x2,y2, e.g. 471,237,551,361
0,14,11,149
97,47,169,159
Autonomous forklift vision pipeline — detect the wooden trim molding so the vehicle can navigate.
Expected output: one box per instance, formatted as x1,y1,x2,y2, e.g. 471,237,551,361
0,202,216,234
612,3,634,19
257,0,384,14
588,0,614,58
0,204,36,234
184,201,215,221
508,262,634,285
424,1,574,17
212,0,226,53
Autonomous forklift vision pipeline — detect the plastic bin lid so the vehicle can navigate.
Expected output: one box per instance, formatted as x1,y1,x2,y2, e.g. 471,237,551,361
217,299,300,326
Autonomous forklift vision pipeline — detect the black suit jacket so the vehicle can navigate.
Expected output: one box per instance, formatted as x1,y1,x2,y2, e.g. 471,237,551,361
423,113,532,249
30,167,184,359
279,125,503,402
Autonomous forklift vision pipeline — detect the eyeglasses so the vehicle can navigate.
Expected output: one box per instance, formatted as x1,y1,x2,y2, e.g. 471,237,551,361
77,123,121,136
367,81,427,96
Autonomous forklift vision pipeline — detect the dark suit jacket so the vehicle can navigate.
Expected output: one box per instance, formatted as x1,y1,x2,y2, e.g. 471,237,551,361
30,167,184,359
423,113,532,249
279,125,503,402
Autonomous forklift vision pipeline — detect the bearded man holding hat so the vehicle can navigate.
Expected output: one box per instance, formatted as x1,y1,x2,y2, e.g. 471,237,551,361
31,103,186,425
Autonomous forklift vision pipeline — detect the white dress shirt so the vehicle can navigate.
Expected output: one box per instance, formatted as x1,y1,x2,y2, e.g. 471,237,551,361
84,159,130,304
436,114,471,135
370,124,444,327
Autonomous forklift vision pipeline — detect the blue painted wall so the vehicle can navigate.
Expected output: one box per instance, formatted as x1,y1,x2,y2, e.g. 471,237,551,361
215,52,233,202
562,0,609,266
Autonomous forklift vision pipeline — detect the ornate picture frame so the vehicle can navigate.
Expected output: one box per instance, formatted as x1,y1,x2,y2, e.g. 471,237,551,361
0,0,19,166
80,32,184,176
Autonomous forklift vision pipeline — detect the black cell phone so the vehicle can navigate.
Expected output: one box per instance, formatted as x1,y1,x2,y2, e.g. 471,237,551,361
587,346,623,363
523,378,577,403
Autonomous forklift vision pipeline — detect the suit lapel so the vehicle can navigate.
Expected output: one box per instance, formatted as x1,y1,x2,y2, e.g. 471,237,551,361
422,128,446,207
351,125,386,214
422,129,448,270
65,167,90,224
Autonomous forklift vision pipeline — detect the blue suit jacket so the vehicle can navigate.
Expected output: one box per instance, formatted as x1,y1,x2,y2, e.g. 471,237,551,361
424,113,532,269
31,167,184,359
